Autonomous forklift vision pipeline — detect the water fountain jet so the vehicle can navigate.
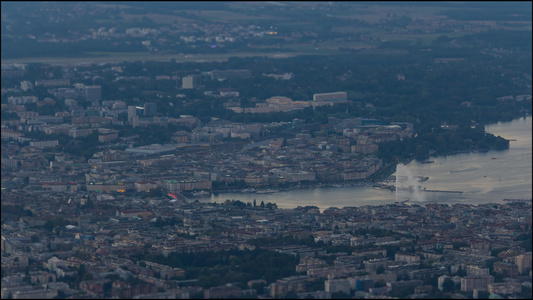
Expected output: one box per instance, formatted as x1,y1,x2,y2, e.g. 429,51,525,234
395,164,425,202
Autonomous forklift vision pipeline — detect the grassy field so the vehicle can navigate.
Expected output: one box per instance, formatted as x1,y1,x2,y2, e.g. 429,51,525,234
3,2,529,65
0,51,317,66
376,31,473,46
120,13,195,24
181,9,280,22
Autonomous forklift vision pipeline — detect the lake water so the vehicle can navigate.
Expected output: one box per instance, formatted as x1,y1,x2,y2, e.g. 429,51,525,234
202,117,532,211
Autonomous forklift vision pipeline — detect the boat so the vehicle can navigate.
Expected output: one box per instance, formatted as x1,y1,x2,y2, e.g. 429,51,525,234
241,188,257,193
192,191,210,197
256,189,278,194
491,157,497,160
422,160,434,164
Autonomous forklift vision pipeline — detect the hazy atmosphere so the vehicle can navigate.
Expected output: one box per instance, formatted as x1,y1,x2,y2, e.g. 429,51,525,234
1,2,531,299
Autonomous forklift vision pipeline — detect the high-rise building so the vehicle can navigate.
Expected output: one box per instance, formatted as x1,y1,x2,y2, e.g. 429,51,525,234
466,265,490,277
488,282,522,295
34,79,70,87
85,85,102,103
515,252,532,275
460,275,494,292
493,262,519,278
128,106,139,128
144,102,157,117
182,75,201,89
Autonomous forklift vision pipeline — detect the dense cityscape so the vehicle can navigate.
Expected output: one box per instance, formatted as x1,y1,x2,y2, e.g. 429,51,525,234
1,1,532,299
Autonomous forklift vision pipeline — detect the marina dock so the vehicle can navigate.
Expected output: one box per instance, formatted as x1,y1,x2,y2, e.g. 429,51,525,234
422,189,463,194
376,185,463,194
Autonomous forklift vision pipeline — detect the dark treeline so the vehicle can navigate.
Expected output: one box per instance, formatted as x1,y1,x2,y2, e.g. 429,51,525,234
8,45,530,162
89,51,531,129
137,248,299,288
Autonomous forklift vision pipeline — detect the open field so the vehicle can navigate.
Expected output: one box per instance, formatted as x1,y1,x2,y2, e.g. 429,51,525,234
181,9,282,22
331,26,385,35
1,51,316,66
2,2,529,64
113,2,449,26
120,13,195,24
376,31,474,45
332,3,447,23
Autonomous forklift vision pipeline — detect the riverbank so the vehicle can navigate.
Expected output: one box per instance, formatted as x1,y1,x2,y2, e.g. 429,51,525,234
201,117,531,210
208,180,370,197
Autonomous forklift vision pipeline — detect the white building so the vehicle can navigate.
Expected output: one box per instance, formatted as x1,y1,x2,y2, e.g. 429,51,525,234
313,92,348,102
20,81,33,91
466,265,490,277
182,75,201,89
85,85,102,103
325,278,353,294
127,106,139,128
515,252,532,275
29,140,59,149
395,253,421,264
7,96,38,105
460,275,494,292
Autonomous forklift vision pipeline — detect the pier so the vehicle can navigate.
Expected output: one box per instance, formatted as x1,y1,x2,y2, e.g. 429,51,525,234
503,198,531,203
422,188,463,194
377,185,463,194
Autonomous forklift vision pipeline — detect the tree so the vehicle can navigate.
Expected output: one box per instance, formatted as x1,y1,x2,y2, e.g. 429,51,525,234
251,282,266,294
103,281,113,298
190,291,204,299
374,279,386,288
284,291,298,299
376,265,385,274
147,188,164,198
265,202,277,209
56,290,67,298
78,264,86,277
442,277,455,293
154,216,166,228
415,144,429,158
82,198,94,209
75,250,92,260
198,273,223,288
455,268,467,277
331,291,351,299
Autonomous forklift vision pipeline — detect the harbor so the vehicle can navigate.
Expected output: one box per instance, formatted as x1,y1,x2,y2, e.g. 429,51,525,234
201,117,531,210
422,188,463,194
373,184,463,194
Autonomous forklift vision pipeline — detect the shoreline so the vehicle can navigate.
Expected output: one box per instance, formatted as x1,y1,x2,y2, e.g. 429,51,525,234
171,117,530,206
204,135,521,198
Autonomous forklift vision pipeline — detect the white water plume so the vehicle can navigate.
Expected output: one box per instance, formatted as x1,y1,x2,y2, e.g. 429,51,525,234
395,164,425,202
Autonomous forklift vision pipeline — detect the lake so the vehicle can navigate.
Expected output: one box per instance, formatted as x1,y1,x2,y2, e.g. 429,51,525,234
201,116,532,211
